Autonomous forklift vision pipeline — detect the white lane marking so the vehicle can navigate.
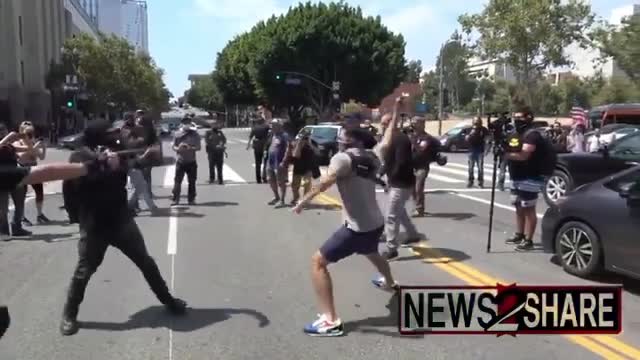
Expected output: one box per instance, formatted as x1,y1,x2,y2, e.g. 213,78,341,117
455,193,544,219
167,216,178,255
228,137,249,144
376,188,495,193
164,165,175,188
448,162,496,171
428,174,465,183
432,166,508,183
223,164,247,184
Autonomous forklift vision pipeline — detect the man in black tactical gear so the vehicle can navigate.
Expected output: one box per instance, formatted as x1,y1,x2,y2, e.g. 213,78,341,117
205,119,227,184
60,119,187,336
247,106,271,183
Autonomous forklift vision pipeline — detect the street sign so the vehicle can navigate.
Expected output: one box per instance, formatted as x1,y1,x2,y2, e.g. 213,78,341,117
63,85,79,91
285,77,302,85
416,103,429,113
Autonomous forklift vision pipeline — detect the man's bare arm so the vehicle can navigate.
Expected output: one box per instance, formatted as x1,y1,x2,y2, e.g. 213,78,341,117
297,171,338,207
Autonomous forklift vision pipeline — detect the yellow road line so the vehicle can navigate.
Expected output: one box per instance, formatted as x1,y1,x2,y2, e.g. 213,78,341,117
320,193,639,360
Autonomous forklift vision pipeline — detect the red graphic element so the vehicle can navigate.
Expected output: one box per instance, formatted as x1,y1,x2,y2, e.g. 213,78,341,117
496,283,519,325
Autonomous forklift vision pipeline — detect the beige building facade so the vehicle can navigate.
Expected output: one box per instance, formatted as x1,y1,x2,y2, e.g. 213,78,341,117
0,0,96,130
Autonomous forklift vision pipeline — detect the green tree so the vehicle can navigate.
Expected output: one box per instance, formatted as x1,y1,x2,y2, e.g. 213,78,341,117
533,82,562,115
592,14,640,85
213,2,407,126
459,0,594,106
592,78,640,105
436,37,472,110
405,60,423,83
62,33,169,113
556,77,590,113
185,74,223,111
420,71,439,115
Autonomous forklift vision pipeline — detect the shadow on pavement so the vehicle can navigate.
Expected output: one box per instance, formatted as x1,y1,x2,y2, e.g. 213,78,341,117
424,212,476,221
395,247,471,264
139,208,205,218
80,306,270,332
6,233,75,243
345,294,422,338
549,255,640,296
190,201,239,207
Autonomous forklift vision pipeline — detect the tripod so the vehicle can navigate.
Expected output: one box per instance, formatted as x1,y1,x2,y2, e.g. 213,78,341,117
487,147,502,253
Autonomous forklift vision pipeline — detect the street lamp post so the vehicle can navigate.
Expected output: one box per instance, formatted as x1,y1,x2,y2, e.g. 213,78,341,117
277,70,341,117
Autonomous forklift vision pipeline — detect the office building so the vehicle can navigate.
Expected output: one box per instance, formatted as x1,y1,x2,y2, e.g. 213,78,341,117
467,58,517,84
552,4,640,80
0,0,97,127
98,0,149,54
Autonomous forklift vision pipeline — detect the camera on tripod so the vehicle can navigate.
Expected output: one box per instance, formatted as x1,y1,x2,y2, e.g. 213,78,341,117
487,112,512,156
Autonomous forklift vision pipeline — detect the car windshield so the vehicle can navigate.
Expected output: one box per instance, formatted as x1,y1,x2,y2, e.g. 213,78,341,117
311,127,338,140
445,127,464,136
609,132,640,159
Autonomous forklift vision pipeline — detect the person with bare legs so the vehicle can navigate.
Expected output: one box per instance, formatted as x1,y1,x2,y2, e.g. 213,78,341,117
293,128,398,337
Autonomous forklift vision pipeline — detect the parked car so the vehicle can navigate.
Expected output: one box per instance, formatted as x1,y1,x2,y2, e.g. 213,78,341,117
541,165,640,279
298,124,340,165
59,132,84,150
543,131,640,206
439,125,472,152
585,124,640,148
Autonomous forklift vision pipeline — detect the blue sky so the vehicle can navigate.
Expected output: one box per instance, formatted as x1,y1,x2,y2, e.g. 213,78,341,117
147,0,637,98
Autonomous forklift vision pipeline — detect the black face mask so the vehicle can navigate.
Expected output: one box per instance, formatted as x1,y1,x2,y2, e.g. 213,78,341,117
513,118,531,134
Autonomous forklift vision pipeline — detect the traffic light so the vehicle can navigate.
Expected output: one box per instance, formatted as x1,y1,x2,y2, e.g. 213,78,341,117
275,73,282,80
66,100,74,108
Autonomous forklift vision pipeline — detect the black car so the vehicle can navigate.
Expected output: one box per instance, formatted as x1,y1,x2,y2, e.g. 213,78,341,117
298,125,340,165
543,131,640,206
439,125,472,152
541,165,640,279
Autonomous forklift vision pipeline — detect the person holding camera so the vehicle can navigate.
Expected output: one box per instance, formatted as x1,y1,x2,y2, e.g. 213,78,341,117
409,116,440,217
205,120,227,185
503,108,556,251
171,116,201,206
465,117,489,188
288,129,319,205
378,97,421,260
60,119,187,336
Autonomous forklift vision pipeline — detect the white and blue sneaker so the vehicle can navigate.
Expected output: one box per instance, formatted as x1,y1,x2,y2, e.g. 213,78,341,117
371,276,400,292
303,314,344,337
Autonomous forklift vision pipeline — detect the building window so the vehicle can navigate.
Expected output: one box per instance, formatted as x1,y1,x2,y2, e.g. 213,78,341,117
18,16,23,46
20,61,25,85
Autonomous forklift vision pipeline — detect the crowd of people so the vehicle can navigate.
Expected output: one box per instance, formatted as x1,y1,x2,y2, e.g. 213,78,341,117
1,96,558,339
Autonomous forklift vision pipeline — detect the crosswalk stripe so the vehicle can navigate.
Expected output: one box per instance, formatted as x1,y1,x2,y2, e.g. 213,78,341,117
427,174,465,183
447,162,496,172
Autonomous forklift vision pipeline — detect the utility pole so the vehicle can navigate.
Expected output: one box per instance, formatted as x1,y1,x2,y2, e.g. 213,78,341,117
437,39,456,136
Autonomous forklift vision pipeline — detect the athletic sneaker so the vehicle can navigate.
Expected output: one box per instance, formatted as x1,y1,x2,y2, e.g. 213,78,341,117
303,314,344,337
371,276,400,292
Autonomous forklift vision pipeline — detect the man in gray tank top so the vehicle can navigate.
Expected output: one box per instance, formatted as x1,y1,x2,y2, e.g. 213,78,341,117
292,128,399,337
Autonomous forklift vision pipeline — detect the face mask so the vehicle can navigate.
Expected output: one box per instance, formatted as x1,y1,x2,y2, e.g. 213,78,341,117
513,119,530,133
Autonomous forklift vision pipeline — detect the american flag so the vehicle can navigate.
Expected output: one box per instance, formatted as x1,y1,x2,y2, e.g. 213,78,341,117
570,105,587,127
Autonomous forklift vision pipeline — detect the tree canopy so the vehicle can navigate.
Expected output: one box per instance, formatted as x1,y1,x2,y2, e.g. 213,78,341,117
213,1,407,123
459,0,594,106
405,60,423,83
62,33,170,113
185,74,223,112
592,14,640,85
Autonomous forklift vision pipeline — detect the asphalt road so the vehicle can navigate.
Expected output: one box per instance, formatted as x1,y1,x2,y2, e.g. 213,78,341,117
1,128,640,359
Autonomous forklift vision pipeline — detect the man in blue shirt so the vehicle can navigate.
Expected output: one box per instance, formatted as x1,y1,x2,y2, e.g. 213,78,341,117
266,119,290,207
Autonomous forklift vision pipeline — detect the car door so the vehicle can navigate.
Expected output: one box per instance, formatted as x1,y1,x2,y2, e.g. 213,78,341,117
604,132,640,174
601,168,640,276
457,127,471,150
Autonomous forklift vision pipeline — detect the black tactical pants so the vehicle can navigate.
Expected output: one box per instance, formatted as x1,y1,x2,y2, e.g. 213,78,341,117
207,150,224,184
253,147,264,183
62,220,173,320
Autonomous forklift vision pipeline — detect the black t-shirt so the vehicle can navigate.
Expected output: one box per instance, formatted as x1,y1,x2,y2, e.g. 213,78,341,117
508,130,546,180
250,124,270,150
412,132,439,168
293,142,315,175
0,165,30,192
144,126,159,146
467,126,488,150
63,149,130,230
384,133,415,188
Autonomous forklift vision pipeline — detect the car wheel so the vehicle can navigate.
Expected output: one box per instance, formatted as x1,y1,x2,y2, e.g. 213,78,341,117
544,170,572,207
555,221,602,278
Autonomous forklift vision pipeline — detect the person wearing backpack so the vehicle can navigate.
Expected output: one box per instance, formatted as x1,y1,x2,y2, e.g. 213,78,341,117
503,107,557,251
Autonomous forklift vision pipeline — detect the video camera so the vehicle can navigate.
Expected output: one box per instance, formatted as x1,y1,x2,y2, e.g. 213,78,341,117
487,112,512,156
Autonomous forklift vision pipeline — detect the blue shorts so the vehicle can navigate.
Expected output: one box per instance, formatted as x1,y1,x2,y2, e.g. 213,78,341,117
320,225,384,263
511,177,545,208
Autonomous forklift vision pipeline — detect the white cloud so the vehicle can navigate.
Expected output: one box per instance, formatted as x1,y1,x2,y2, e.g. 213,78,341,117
192,0,283,20
383,4,437,36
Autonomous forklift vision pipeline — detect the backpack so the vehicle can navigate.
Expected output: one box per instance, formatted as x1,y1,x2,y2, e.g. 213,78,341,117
345,151,378,182
525,129,557,177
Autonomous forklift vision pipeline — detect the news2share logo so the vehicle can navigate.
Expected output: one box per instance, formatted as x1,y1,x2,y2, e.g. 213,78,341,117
399,284,622,336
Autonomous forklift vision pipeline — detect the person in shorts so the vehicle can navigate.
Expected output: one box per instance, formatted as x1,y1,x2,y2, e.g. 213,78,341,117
292,128,399,337
504,108,547,251
266,119,290,207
